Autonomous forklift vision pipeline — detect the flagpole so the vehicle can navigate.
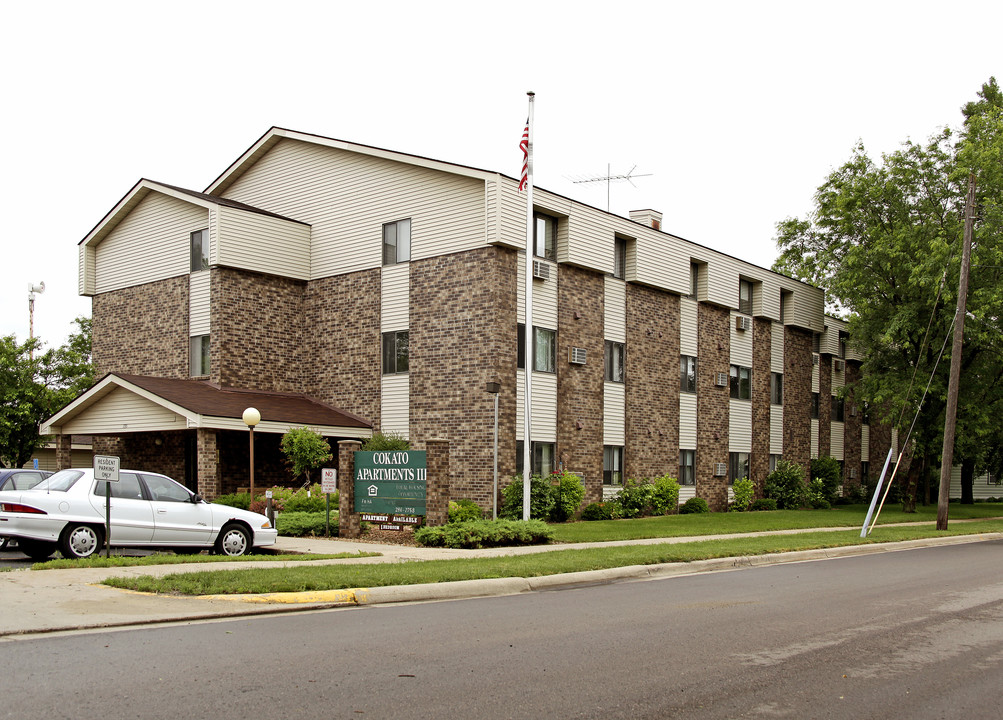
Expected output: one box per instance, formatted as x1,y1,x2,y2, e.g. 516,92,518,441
522,91,535,521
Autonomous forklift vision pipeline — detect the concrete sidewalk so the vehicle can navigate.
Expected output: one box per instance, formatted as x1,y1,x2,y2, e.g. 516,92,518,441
2,527,1000,639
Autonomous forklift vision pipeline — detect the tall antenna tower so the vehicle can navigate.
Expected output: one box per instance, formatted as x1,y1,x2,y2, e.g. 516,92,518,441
570,164,652,212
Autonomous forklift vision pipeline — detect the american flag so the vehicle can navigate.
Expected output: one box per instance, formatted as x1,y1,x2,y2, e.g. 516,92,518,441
518,119,529,191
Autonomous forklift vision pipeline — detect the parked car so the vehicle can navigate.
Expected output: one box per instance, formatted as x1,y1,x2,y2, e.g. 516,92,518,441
0,468,277,560
0,469,53,549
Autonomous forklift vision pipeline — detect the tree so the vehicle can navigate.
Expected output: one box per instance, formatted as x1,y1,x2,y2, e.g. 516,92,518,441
0,317,95,469
773,78,1003,508
280,426,333,485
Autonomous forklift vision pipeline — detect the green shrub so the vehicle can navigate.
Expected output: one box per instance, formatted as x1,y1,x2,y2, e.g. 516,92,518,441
616,478,657,518
679,497,710,514
414,519,553,548
810,456,842,504
651,475,681,515
499,474,555,521
807,477,832,509
550,471,586,522
843,483,868,504
276,511,337,537
764,459,808,509
730,477,754,512
212,491,250,510
582,502,611,521
361,431,410,451
749,498,778,511
448,498,484,523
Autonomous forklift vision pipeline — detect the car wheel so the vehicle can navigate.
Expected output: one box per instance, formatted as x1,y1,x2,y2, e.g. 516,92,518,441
59,524,102,560
19,539,57,562
214,524,251,557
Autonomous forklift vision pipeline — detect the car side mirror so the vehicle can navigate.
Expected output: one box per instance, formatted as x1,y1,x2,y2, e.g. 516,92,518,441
192,493,204,504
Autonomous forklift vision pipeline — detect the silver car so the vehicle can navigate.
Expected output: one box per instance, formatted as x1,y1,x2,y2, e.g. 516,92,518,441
0,468,277,560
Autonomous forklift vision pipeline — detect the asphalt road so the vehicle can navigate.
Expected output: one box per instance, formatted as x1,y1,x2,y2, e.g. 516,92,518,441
4,541,1003,719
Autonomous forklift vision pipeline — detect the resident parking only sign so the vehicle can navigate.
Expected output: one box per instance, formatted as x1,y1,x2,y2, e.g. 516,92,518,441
93,455,120,483
353,451,426,516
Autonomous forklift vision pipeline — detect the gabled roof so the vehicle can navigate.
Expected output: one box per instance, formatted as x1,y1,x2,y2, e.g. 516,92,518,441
205,126,503,196
79,179,306,248
42,373,372,438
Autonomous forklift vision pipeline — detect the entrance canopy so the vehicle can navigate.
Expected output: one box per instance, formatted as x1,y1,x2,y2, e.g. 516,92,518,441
42,373,373,438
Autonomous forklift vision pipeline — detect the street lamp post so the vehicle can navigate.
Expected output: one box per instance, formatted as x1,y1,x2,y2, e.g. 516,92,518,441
28,281,44,360
486,382,500,520
242,407,261,501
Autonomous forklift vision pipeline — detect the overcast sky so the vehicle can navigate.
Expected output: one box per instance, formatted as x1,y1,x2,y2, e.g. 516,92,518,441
2,0,999,351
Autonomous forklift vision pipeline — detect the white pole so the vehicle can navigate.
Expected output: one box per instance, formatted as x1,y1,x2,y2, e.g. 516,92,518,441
860,447,894,537
522,91,536,521
493,392,499,521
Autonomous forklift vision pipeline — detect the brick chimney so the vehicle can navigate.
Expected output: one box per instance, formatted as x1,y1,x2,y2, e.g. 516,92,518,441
629,209,662,231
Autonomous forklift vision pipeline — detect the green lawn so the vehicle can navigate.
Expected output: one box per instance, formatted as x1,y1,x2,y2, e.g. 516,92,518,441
102,516,1003,596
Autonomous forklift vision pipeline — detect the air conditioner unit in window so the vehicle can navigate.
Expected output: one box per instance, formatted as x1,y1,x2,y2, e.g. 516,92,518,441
735,316,751,332
569,347,587,365
849,468,858,479
715,372,728,387
834,359,845,372
812,353,820,366
850,405,857,417
714,463,728,477
532,260,551,281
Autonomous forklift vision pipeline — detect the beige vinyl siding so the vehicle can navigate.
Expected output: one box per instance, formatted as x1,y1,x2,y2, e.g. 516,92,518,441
564,204,614,273
730,312,754,367
604,277,626,343
221,139,485,279
95,193,206,294
189,272,211,336
515,370,557,442
756,277,780,319
679,393,697,448
770,407,783,454
79,245,96,296
59,387,187,434
704,255,741,309
603,382,625,446
632,233,691,295
790,287,825,332
729,399,752,452
812,361,820,393
950,468,1003,500
380,374,409,438
861,425,870,461
831,363,845,391
811,419,819,458
517,253,558,328
830,422,844,460
381,263,410,331
891,428,899,456
493,181,528,250
216,205,310,280
680,297,698,356
820,324,841,356
771,321,784,373
679,486,697,502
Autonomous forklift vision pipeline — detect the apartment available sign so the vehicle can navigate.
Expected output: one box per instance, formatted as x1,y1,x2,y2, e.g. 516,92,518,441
354,450,426,517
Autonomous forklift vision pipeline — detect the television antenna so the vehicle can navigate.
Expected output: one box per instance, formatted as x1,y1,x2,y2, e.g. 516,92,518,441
570,164,653,212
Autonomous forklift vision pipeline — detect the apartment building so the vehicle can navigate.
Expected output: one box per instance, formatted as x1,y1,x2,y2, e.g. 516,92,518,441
43,127,889,509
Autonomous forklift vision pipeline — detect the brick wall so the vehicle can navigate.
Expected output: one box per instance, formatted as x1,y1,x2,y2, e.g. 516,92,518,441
91,277,189,378
843,361,863,491
213,268,306,392
556,265,605,504
409,247,517,508
625,284,680,482
302,270,382,428
818,355,832,457
783,327,812,479
751,319,771,493
697,304,730,511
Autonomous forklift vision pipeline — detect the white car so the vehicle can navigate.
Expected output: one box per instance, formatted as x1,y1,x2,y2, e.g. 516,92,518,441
0,468,277,560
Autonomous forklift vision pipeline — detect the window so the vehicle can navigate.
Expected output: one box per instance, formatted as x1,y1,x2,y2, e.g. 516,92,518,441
534,213,556,260
730,365,751,400
770,372,783,405
811,392,820,419
831,395,845,422
739,279,753,315
679,450,695,486
605,341,624,383
603,446,623,486
780,290,792,323
690,262,700,298
838,331,848,359
613,237,626,279
812,332,821,353
861,402,870,424
517,324,555,373
769,454,782,473
680,355,697,393
861,461,869,483
190,229,209,272
382,218,411,265
141,473,192,503
382,330,409,374
190,335,210,376
516,441,556,476
729,452,750,485
93,472,144,499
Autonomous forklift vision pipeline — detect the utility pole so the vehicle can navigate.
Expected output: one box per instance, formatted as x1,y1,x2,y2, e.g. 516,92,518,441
937,173,976,530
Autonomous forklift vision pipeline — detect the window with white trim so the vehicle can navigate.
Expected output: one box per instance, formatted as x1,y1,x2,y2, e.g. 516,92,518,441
605,341,624,383
382,218,411,265
190,335,209,376
190,229,209,272
382,330,409,374
603,446,623,486
679,449,696,486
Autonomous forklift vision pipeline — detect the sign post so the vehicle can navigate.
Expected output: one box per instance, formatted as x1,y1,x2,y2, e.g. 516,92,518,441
93,455,120,558
321,468,337,536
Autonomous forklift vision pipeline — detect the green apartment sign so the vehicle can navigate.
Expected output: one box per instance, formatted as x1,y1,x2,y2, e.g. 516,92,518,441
353,451,427,516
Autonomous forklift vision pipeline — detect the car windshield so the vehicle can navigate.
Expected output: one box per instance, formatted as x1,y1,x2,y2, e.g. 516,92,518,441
30,470,83,492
